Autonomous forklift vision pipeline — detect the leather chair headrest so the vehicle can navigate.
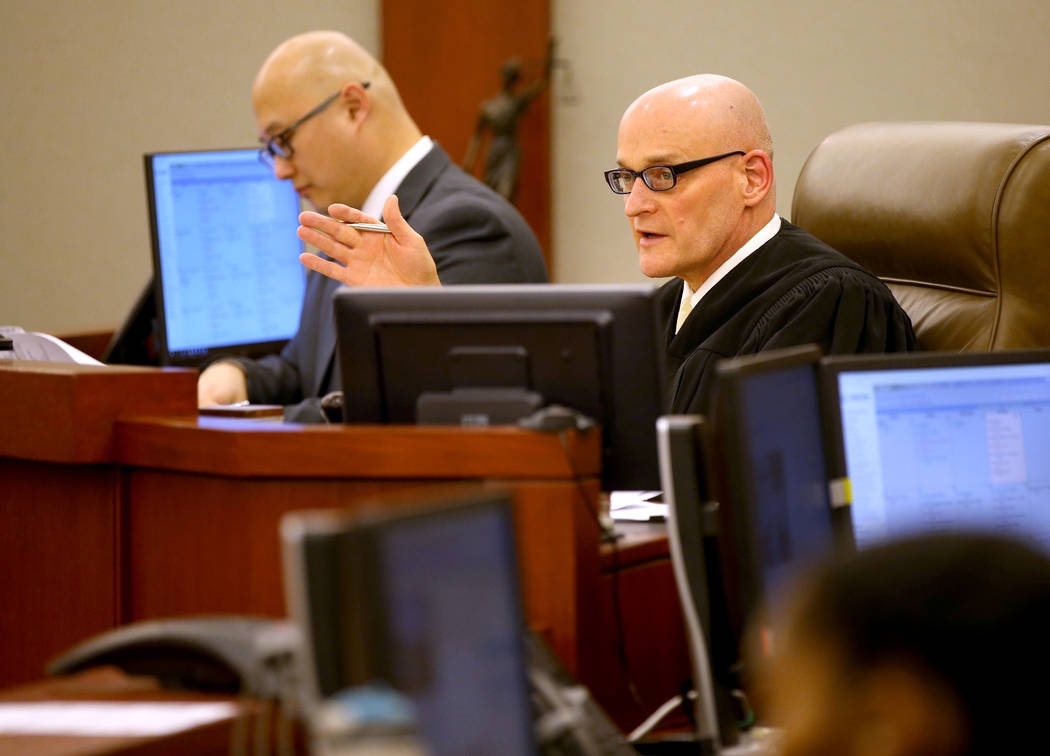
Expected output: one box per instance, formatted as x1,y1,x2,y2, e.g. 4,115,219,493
792,122,1050,350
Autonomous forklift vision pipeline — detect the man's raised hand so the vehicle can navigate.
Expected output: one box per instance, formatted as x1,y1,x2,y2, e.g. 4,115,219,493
297,195,440,287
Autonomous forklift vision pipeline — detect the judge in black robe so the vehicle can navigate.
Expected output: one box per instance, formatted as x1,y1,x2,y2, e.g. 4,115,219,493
656,219,917,415
604,74,916,417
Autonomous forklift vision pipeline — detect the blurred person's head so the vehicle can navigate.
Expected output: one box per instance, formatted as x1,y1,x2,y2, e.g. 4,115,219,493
760,532,1050,755
253,31,422,212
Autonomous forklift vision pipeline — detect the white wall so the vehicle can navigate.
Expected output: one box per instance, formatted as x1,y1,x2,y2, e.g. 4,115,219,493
1,0,379,334
3,0,1049,332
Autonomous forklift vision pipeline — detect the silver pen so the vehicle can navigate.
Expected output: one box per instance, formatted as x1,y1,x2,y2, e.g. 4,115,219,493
344,221,392,234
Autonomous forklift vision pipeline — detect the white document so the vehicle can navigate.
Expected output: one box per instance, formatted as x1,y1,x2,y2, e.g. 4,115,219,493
0,701,240,736
1,326,103,365
609,490,667,521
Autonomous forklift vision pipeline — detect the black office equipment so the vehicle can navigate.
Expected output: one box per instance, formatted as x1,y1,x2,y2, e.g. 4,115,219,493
656,414,732,750
822,349,1050,551
281,490,636,756
709,345,840,638
102,280,158,365
46,615,294,698
656,345,839,753
145,148,306,366
333,283,668,491
281,491,537,755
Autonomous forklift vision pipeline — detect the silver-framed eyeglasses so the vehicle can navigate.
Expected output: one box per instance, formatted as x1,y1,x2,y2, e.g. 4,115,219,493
258,82,371,167
603,150,745,194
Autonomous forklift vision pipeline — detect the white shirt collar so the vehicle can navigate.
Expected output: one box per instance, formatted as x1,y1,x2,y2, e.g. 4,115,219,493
677,214,782,331
360,136,434,220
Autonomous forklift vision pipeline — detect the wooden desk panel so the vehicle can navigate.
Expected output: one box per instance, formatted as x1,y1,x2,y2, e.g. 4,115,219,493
0,362,195,463
111,414,604,675
513,481,602,676
121,468,602,677
0,459,121,687
0,381,607,688
115,415,600,479
593,525,692,732
0,364,685,733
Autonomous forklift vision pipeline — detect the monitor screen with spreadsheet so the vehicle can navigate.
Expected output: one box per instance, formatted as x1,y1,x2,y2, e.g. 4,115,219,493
822,350,1050,551
146,148,306,365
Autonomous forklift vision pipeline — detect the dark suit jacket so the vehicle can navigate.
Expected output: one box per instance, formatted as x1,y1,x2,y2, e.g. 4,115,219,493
237,143,548,422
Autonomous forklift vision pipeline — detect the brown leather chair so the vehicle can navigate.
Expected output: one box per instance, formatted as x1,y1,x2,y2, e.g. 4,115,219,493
792,122,1050,350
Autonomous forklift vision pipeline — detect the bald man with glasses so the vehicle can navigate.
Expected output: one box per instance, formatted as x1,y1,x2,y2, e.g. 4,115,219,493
197,30,546,421
300,74,916,415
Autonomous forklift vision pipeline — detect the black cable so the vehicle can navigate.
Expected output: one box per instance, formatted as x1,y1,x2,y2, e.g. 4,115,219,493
555,429,645,713
606,526,646,712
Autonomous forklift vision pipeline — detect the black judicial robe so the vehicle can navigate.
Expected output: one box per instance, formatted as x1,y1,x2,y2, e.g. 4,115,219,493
657,220,917,415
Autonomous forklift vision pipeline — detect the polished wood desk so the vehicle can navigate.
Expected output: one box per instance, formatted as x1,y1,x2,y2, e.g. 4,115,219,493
0,362,688,731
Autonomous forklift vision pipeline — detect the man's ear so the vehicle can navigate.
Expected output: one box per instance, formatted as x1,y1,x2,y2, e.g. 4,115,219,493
852,663,966,756
741,150,773,207
340,81,371,125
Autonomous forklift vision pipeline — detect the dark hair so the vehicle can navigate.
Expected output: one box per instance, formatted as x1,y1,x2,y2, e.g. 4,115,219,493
794,532,1050,754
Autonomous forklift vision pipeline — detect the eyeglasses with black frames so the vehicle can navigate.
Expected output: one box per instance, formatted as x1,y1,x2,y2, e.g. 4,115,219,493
258,82,371,167
603,150,746,194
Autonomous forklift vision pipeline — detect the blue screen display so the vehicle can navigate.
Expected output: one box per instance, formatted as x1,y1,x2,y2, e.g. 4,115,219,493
737,364,835,594
149,149,305,360
838,362,1050,550
377,505,534,756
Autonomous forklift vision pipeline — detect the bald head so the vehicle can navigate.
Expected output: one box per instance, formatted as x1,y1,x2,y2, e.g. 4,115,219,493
254,32,395,112
622,74,773,158
252,31,421,210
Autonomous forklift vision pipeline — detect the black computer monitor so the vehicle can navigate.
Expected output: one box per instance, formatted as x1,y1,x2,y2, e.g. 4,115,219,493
145,148,306,366
657,345,841,749
656,414,735,749
333,283,669,491
280,490,535,756
821,349,1050,551
707,345,840,662
102,278,158,365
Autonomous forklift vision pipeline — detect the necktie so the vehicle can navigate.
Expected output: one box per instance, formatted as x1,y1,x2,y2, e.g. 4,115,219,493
675,295,693,333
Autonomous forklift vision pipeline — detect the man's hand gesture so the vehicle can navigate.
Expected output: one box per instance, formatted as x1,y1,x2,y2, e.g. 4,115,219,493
297,195,440,287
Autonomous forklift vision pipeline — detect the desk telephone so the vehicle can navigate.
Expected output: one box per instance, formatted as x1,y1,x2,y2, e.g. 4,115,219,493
46,616,296,698
48,618,639,754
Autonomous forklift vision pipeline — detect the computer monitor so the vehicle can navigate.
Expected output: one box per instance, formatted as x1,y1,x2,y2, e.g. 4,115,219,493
822,349,1050,552
102,279,157,365
333,284,669,491
709,345,840,638
658,345,840,751
656,414,732,749
280,490,535,756
145,148,306,366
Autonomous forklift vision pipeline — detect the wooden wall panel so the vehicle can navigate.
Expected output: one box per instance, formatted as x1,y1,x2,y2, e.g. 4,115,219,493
382,0,552,268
